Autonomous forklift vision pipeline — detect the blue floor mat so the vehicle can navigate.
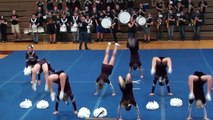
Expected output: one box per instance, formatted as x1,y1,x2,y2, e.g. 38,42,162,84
0,49,213,120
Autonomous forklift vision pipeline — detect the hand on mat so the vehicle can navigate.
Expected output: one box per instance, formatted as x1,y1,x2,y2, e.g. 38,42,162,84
53,111,59,115
186,117,192,120
74,111,78,115
203,117,210,120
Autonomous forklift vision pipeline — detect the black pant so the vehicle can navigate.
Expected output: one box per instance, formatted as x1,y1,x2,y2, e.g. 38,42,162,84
112,29,118,43
1,28,7,42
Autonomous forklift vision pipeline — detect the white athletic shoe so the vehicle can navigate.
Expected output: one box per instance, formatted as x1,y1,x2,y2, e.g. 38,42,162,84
115,43,120,46
151,68,155,75
50,92,56,101
168,68,172,74
206,93,211,101
189,92,195,100
108,42,111,46
203,117,210,120
59,91,64,100
44,84,48,92
32,82,37,91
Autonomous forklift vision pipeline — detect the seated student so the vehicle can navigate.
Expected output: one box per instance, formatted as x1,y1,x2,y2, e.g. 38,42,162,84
150,57,173,96
117,73,141,120
48,70,78,115
31,58,55,91
187,71,212,120
94,42,120,96
128,38,143,78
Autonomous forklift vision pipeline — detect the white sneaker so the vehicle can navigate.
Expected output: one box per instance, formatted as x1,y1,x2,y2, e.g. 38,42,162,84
189,92,195,100
32,83,37,91
206,93,211,101
151,68,155,75
108,42,111,46
59,91,64,100
50,92,56,101
45,84,48,92
115,43,120,46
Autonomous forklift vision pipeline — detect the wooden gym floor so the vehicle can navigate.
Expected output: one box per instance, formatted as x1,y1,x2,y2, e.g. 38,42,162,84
0,40,213,59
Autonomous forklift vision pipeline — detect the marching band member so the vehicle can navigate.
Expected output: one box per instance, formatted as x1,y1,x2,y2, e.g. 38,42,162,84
71,12,80,43
0,15,8,42
177,11,186,40
79,16,90,50
85,15,93,43
198,0,208,24
137,3,146,17
56,0,63,13
144,12,153,43
166,9,175,41
10,9,21,40
59,14,69,42
95,10,105,42
156,11,164,41
46,16,57,43
188,1,195,26
30,14,40,44
111,12,119,43
193,11,202,40
155,0,164,13
46,0,54,13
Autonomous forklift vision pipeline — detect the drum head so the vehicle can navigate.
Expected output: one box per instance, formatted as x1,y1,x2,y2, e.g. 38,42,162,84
137,17,146,26
38,27,44,33
101,18,112,29
118,11,131,24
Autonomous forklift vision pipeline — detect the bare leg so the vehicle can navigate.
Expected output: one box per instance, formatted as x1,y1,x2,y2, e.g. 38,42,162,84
186,103,192,120
188,75,199,99
109,44,119,66
203,105,209,120
42,63,49,91
102,42,111,65
201,75,212,101
151,57,161,74
135,105,141,120
48,74,59,101
31,64,40,91
201,75,212,93
109,82,116,96
117,104,122,120
59,72,66,100
94,83,99,95
162,57,172,73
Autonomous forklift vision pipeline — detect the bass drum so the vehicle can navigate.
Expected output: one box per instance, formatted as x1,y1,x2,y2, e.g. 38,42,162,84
137,16,146,26
71,22,78,32
23,28,30,34
101,17,112,29
118,11,131,24
38,27,45,33
60,24,67,32
31,25,38,33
